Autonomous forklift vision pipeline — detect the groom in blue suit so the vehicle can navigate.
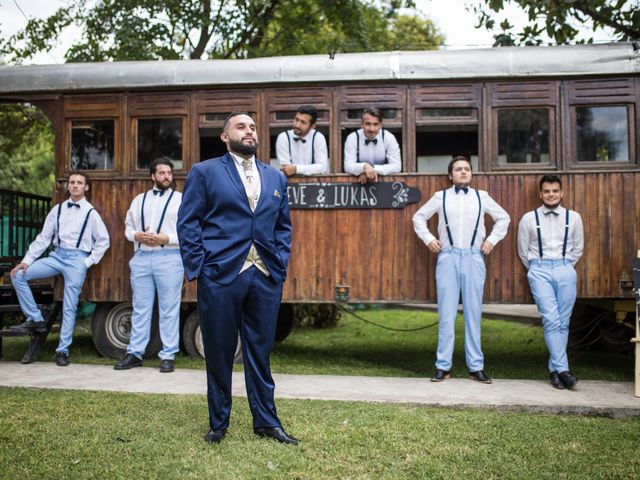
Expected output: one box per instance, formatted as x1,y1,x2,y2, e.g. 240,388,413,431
177,112,298,445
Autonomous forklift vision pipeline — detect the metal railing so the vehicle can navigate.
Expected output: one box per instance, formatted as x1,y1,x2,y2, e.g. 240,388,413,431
0,189,51,270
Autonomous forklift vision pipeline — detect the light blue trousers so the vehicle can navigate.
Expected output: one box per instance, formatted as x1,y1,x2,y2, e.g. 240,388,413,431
127,249,184,360
435,248,486,372
527,259,577,373
11,248,89,355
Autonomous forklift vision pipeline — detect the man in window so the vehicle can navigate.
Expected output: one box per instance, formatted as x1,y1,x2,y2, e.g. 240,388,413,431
114,158,183,374
343,107,401,184
275,105,329,176
517,175,584,390
412,156,510,384
10,171,110,367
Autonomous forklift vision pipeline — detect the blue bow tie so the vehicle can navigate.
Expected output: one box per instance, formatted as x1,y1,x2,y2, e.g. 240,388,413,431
67,202,81,208
293,136,306,143
454,186,469,194
153,189,165,196
364,138,378,145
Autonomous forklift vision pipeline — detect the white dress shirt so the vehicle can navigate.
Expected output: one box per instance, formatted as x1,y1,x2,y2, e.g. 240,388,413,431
230,152,269,276
343,128,401,176
412,186,510,250
125,188,182,251
22,197,110,268
275,128,329,175
517,205,584,268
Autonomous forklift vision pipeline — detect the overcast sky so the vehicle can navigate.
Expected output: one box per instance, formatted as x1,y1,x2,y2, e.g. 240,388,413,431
0,0,618,64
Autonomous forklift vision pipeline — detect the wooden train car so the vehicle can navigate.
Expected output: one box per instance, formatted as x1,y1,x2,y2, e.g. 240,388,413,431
0,43,638,357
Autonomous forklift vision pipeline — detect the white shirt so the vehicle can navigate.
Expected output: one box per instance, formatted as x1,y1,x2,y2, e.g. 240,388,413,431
517,205,584,267
125,188,182,251
22,197,110,268
412,186,510,250
343,128,401,176
275,129,329,175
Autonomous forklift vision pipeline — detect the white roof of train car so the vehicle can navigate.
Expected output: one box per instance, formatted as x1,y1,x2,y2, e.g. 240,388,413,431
0,43,638,94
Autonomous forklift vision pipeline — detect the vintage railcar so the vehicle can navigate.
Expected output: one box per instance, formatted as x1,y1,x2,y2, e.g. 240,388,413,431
0,43,638,358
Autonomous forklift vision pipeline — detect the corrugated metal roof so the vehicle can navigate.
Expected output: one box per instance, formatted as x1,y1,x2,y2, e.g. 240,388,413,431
0,43,638,94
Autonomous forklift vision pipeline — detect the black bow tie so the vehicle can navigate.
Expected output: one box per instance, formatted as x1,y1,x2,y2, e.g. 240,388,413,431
544,210,559,216
454,186,469,194
67,202,80,208
293,137,306,143
364,138,378,145
153,189,165,196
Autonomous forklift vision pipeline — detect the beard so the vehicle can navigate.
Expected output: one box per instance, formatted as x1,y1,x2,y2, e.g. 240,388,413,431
154,179,171,190
542,200,561,209
228,138,259,156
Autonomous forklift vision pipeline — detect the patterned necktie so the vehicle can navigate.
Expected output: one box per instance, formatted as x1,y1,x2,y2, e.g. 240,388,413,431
242,159,258,210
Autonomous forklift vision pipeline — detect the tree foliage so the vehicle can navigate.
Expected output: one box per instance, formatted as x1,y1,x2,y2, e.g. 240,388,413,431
0,104,54,196
469,0,640,46
0,0,443,63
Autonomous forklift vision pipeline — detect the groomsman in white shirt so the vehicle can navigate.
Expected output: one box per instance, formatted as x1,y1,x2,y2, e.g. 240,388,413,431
10,171,110,366
517,175,583,390
412,156,510,384
343,107,401,184
276,105,329,176
115,158,183,373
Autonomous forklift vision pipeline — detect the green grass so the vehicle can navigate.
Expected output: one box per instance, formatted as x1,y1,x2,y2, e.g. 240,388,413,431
1,387,639,480
1,309,633,381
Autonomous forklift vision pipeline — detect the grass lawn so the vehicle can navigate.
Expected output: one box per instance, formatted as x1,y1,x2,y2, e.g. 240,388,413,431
1,387,639,480
1,309,632,381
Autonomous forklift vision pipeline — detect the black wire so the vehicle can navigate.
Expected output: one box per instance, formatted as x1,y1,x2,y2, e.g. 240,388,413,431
336,303,439,332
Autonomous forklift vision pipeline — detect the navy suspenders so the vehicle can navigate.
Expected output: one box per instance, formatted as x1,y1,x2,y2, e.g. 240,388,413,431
442,188,482,248
355,129,387,164
56,202,94,250
139,190,175,249
533,208,570,258
285,130,318,164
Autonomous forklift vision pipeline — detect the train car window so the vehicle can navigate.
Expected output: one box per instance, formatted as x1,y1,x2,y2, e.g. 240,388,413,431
70,119,115,170
576,106,629,162
416,108,479,173
497,108,550,165
269,110,330,170
199,111,257,162
136,117,183,170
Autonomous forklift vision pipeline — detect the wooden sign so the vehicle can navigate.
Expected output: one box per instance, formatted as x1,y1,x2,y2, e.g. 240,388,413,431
287,182,421,209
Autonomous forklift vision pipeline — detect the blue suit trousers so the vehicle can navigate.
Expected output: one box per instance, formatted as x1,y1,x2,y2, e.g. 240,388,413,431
198,266,283,431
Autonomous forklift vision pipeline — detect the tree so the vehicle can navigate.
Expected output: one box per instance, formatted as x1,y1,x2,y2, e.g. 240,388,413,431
0,0,444,63
469,0,640,46
0,104,54,196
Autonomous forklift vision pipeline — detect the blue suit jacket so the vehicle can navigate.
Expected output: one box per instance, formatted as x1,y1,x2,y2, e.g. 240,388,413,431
177,153,292,285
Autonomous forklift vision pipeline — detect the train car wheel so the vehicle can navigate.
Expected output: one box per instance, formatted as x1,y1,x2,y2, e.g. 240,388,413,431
275,303,294,342
182,309,242,362
91,302,162,359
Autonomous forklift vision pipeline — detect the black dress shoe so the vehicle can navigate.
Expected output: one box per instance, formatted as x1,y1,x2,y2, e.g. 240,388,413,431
114,354,143,370
203,429,226,444
549,371,566,390
469,370,492,384
159,359,174,373
254,427,300,445
55,352,70,367
431,369,450,382
558,371,577,390
11,320,47,334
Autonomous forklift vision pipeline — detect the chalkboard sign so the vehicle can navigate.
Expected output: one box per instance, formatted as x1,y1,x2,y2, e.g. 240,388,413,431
287,182,421,209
